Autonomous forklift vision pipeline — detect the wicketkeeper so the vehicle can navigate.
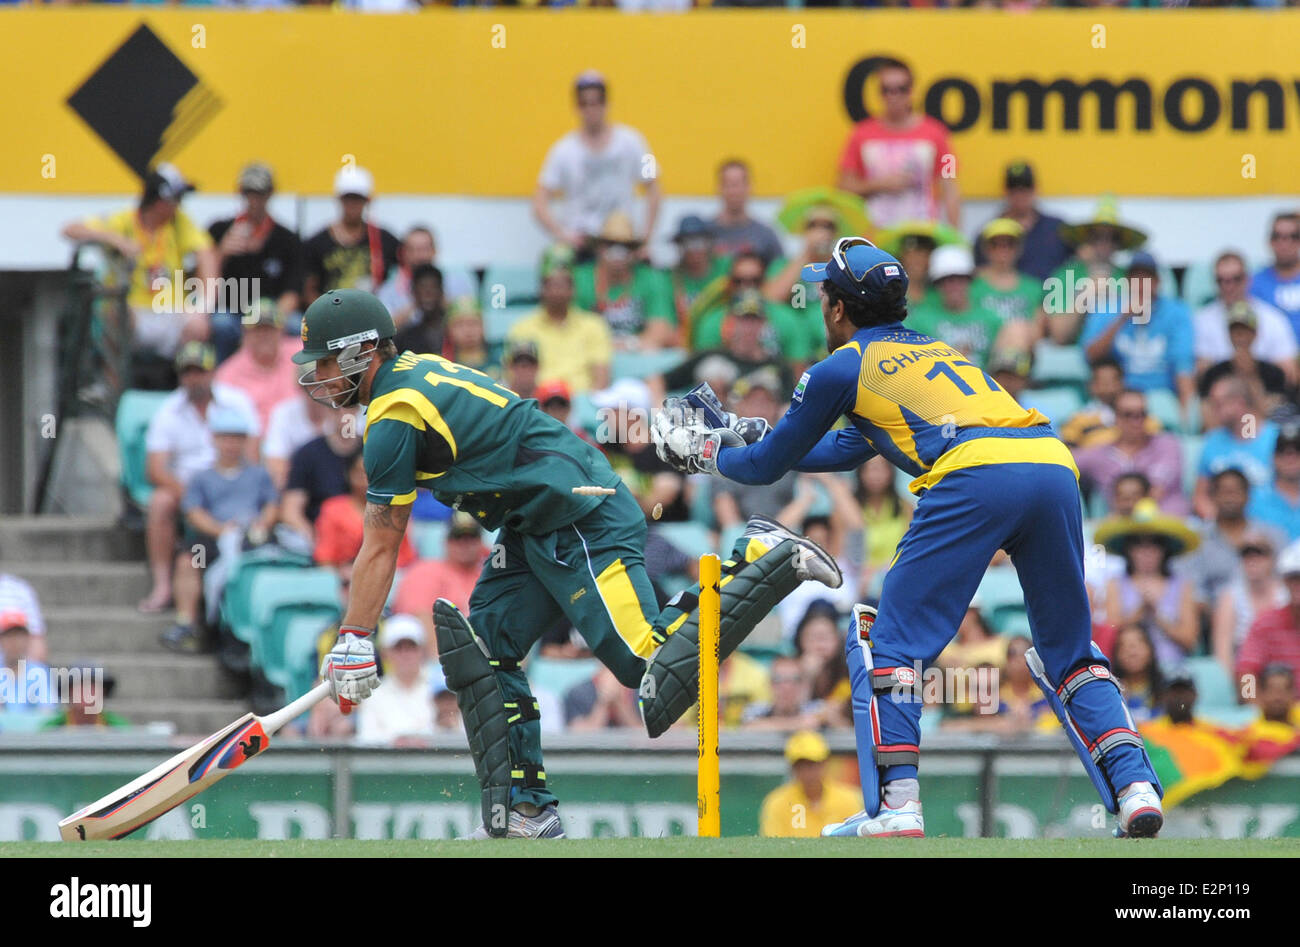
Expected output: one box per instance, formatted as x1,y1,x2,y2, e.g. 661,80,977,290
651,238,1165,839
294,289,840,839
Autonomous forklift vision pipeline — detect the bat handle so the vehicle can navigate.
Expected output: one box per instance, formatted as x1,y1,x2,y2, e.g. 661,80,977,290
263,681,334,735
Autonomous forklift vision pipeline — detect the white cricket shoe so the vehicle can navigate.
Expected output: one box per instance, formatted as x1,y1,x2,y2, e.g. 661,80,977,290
463,804,566,840
743,514,843,589
1114,782,1163,839
821,801,925,838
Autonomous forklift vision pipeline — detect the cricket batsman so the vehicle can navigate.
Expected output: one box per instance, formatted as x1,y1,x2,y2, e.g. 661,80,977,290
294,289,841,839
651,238,1165,840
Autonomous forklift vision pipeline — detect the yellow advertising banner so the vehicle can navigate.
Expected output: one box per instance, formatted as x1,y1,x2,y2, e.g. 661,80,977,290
2,9,1297,198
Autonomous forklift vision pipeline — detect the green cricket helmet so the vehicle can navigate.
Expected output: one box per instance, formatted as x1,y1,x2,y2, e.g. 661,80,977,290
295,289,396,407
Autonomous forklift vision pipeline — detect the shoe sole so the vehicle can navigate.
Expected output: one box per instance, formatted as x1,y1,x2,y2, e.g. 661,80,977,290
866,829,926,838
1124,808,1163,839
748,514,842,589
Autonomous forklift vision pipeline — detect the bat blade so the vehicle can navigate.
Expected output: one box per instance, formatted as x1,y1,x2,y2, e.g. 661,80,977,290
59,714,269,842
59,680,330,841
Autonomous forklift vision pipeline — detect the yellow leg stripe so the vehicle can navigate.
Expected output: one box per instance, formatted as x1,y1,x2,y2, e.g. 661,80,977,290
744,538,768,563
720,574,734,588
594,557,659,659
666,612,690,635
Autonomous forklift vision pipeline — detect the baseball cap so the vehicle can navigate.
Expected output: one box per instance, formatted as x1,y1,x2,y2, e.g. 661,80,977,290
334,165,374,199
238,162,274,194
590,377,652,416
174,340,217,373
1004,161,1036,190
1279,540,1300,577
536,379,572,406
540,243,576,280
575,69,607,94
447,295,482,322
729,288,766,319
672,214,712,243
0,611,30,633
1275,421,1300,454
1226,301,1258,330
981,217,1024,243
207,404,256,437
730,365,784,400
379,614,426,650
929,244,976,282
1127,250,1159,274
505,339,539,365
784,730,830,765
988,349,1032,378
801,238,909,302
144,163,195,204
448,511,482,540
243,297,285,329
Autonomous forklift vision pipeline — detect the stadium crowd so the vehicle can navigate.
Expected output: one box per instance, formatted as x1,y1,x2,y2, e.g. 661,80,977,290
14,64,1300,753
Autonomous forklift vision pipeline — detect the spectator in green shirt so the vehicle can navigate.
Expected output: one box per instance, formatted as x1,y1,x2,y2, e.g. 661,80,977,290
41,666,130,729
1046,196,1147,345
690,258,813,369
667,215,730,339
573,211,675,350
908,245,1005,370
971,217,1044,355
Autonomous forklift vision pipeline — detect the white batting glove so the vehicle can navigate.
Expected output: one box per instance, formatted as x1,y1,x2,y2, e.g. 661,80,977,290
320,630,380,714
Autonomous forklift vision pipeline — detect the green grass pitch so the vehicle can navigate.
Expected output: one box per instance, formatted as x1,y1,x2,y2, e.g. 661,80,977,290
3,838,1296,858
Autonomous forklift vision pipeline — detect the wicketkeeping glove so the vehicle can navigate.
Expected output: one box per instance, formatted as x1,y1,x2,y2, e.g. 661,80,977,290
651,409,731,475
320,630,380,714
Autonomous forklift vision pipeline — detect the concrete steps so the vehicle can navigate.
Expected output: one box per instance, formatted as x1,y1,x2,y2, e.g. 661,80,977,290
4,516,252,732
0,517,143,562
46,653,245,702
12,561,152,608
109,699,254,737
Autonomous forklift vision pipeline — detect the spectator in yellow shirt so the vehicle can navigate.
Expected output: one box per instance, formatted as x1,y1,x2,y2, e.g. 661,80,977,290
505,257,612,394
61,163,216,362
759,731,862,838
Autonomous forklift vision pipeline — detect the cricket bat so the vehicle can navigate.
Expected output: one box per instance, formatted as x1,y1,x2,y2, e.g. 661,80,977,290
59,681,331,841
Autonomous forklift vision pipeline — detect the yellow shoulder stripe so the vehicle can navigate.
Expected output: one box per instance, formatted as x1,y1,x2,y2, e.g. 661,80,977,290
367,388,458,460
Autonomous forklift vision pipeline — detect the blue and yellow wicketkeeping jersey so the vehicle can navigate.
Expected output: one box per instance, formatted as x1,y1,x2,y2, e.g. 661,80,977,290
718,323,1077,493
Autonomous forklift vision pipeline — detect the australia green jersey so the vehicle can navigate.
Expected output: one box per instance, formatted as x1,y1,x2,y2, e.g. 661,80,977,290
363,350,620,534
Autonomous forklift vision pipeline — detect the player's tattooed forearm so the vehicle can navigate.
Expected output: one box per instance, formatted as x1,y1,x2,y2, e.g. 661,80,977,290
364,502,411,533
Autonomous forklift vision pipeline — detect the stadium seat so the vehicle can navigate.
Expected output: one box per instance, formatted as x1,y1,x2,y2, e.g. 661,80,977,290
264,605,340,699
1181,433,1204,497
976,567,1026,614
528,656,600,699
1022,386,1082,430
1181,261,1216,308
655,521,717,559
219,549,313,643
1182,656,1236,712
994,608,1032,639
611,348,687,381
410,519,448,560
482,304,534,344
114,389,171,508
1030,342,1090,389
1145,388,1183,433
480,263,539,310
242,567,340,671
439,264,478,301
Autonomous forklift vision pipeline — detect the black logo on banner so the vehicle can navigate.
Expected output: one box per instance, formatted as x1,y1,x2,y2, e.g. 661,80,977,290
66,24,222,180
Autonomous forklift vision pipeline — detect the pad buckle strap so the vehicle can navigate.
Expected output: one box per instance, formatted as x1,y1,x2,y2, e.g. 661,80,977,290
510,764,547,789
1057,663,1115,704
871,666,920,696
489,658,521,672
504,699,541,724
1088,727,1143,763
875,744,921,767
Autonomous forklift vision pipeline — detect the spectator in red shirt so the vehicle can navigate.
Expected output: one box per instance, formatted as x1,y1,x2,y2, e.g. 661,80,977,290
314,451,416,570
392,512,487,647
213,299,300,436
837,58,960,230
1236,541,1300,699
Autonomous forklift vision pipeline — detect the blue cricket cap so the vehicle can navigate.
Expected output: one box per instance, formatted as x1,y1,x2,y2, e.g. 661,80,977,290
802,241,909,301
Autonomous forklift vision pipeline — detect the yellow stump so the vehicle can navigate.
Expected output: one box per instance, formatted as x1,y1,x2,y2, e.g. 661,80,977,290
697,553,721,838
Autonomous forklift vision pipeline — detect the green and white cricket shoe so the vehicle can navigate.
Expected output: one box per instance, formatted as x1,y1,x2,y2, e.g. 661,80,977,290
743,514,843,589
464,804,566,840
821,801,925,838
